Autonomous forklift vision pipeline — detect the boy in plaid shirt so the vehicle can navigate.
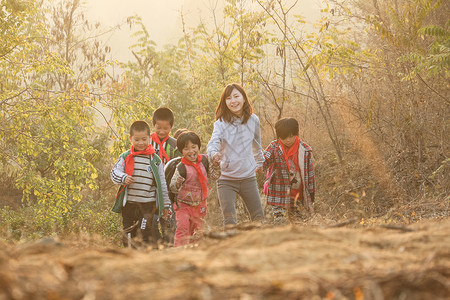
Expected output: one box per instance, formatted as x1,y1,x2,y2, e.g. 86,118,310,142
263,118,315,223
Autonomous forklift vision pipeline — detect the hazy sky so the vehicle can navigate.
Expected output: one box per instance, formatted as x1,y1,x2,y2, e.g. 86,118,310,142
85,0,185,61
85,0,323,62
84,0,323,126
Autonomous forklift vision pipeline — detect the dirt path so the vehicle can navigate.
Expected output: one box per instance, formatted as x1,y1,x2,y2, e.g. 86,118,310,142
1,218,449,300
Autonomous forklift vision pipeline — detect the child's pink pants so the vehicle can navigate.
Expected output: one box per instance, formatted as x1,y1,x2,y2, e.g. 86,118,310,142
173,201,207,247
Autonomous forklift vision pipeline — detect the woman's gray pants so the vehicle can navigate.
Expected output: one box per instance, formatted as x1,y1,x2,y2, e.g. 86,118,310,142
217,177,264,226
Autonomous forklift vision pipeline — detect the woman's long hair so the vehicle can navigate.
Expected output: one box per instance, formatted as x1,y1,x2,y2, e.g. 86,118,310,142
215,83,253,124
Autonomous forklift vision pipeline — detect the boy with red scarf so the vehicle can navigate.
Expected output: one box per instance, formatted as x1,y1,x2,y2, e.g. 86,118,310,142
263,118,315,223
169,131,220,247
149,107,182,244
111,120,170,248
150,107,181,164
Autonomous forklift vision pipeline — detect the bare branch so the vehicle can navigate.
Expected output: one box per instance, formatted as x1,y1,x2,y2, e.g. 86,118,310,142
417,74,449,104
90,104,119,138
0,88,29,106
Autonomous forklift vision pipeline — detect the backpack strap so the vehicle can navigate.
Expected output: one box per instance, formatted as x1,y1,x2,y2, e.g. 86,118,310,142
165,157,182,183
164,157,182,204
177,163,187,179
201,154,209,173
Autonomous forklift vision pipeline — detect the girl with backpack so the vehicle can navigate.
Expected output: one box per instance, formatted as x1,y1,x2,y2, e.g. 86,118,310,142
169,131,220,247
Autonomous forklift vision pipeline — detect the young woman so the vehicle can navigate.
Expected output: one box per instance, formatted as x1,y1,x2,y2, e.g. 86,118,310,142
207,83,265,226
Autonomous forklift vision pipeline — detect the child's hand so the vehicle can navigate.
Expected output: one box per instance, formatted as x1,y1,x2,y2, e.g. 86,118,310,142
212,152,222,165
176,176,185,188
211,157,221,167
162,208,170,220
124,175,134,185
256,167,263,175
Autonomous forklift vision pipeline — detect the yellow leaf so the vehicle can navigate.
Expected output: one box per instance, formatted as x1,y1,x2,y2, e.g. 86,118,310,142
348,191,360,198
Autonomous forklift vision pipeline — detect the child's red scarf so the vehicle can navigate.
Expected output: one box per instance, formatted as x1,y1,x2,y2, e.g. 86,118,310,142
152,133,170,162
181,155,209,198
279,137,301,181
125,144,156,176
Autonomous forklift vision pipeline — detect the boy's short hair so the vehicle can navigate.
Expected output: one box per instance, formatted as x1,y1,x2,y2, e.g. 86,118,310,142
173,128,188,139
130,120,151,136
275,117,299,139
152,107,174,126
176,131,201,150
